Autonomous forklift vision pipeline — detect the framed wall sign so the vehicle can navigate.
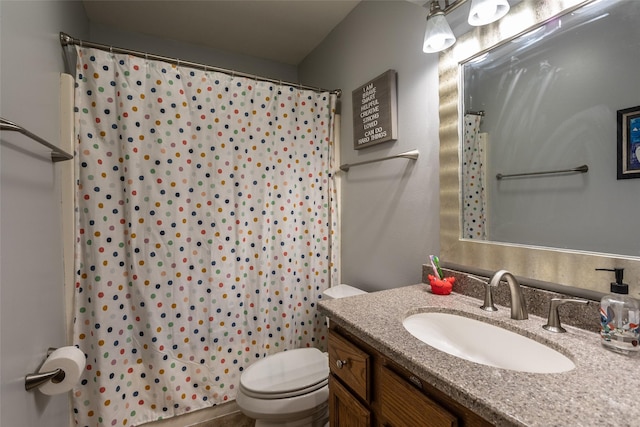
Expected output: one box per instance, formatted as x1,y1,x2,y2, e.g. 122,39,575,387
617,105,640,179
352,70,398,150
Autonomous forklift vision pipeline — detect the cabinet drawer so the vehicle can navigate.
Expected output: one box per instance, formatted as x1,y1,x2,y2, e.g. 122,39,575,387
328,330,370,402
378,365,458,427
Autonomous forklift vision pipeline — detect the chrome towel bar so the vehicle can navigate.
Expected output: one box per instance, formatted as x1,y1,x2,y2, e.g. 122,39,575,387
496,164,588,180
339,149,419,172
1,117,73,162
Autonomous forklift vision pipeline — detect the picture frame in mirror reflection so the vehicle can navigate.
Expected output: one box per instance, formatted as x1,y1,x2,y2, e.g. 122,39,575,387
617,105,640,179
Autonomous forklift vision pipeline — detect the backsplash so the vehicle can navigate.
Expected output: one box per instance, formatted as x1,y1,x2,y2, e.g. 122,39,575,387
422,265,600,333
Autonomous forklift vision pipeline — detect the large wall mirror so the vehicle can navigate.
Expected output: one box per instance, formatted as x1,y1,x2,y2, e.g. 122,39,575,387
439,0,640,294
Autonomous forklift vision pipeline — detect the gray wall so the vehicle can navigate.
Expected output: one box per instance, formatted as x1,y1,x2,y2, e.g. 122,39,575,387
88,22,298,83
0,2,88,426
299,1,441,291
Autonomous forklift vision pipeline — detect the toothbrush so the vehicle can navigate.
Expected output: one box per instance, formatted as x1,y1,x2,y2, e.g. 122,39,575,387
429,255,444,279
433,255,444,279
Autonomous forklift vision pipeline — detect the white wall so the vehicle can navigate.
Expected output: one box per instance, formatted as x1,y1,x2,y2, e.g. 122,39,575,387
0,2,88,426
299,1,441,291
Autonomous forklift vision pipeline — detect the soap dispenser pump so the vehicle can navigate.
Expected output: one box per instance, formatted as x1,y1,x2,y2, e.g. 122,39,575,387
596,268,640,355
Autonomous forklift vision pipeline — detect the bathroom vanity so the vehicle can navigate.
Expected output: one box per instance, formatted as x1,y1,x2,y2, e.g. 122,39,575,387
328,325,490,426
319,283,640,426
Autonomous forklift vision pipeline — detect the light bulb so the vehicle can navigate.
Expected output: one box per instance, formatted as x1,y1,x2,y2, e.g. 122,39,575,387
468,0,510,26
476,4,497,22
423,11,456,53
428,35,448,51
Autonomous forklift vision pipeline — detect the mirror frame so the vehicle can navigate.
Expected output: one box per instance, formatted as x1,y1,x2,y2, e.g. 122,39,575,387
438,0,640,294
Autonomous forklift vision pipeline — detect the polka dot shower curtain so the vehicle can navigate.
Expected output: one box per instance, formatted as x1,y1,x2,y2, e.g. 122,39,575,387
71,47,338,427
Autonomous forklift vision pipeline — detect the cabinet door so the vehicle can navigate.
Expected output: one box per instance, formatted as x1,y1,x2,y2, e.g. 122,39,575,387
329,374,371,427
378,365,458,427
328,330,370,402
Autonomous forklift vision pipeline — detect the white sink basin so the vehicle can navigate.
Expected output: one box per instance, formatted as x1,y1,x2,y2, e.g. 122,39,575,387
403,312,575,373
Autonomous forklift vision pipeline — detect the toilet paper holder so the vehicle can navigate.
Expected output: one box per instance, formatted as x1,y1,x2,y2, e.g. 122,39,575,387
25,347,65,391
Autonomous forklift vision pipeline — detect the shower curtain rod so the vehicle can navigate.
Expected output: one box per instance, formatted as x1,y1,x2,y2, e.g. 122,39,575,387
59,32,342,97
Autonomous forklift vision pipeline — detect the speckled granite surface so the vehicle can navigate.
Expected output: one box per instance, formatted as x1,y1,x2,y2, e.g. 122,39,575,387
319,284,640,427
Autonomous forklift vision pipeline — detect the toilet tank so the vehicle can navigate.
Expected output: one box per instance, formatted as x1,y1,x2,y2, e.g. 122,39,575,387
322,284,367,300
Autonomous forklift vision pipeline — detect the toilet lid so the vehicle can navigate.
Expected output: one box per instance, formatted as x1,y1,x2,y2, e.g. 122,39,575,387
240,348,329,397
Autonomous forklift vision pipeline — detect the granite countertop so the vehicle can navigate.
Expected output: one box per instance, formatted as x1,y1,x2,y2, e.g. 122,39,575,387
319,284,640,427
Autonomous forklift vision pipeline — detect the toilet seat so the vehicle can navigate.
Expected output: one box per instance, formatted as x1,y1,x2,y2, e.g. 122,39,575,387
236,385,329,425
239,348,329,399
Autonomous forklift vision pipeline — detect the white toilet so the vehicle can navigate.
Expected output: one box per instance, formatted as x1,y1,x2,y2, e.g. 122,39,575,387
236,284,366,427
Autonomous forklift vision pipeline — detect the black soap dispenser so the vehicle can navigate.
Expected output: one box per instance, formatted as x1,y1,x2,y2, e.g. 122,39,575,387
596,268,640,355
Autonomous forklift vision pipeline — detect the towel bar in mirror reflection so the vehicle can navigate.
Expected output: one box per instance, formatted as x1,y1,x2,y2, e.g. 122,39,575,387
496,164,589,180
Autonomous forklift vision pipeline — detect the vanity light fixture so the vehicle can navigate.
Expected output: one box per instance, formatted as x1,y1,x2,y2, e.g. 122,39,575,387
422,0,511,53
423,1,456,53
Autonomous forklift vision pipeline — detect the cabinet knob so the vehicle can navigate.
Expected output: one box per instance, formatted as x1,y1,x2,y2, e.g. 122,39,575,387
409,375,423,389
336,359,348,369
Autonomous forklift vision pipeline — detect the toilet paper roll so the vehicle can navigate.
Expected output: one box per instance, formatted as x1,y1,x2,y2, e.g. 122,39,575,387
37,346,86,395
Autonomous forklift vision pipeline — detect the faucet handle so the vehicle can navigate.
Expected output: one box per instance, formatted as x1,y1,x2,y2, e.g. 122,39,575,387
543,298,589,333
480,281,498,312
467,274,497,312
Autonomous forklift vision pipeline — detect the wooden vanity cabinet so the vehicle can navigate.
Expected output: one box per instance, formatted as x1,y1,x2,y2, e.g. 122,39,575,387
327,326,492,427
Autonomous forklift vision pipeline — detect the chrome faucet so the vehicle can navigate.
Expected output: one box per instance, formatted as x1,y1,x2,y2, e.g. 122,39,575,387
488,270,528,320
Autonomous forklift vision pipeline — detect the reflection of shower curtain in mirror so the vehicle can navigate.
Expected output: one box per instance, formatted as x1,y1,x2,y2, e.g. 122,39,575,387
71,46,338,427
463,114,486,239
